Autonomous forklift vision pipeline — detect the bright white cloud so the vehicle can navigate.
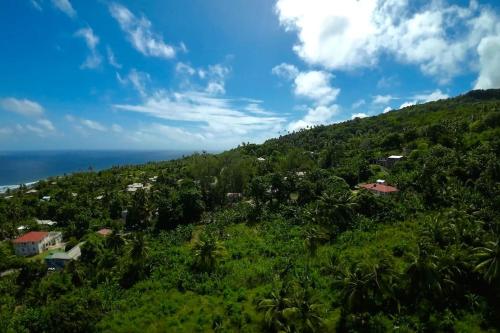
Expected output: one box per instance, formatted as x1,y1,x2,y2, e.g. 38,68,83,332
0,98,44,117
51,0,76,18
383,106,392,114
373,95,394,105
113,91,285,139
109,2,177,59
75,27,102,69
294,71,339,106
351,113,368,119
272,63,299,80
275,0,500,82
288,104,339,131
399,89,449,109
475,36,500,89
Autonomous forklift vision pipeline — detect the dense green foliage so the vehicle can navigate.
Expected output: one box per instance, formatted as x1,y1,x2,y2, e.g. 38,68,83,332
1,89,500,332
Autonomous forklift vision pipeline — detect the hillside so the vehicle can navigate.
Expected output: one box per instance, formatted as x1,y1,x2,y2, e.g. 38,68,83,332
0,89,499,332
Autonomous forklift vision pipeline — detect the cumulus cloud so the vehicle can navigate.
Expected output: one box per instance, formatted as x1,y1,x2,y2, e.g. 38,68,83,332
109,2,178,59
351,113,368,119
399,89,449,109
272,63,299,80
74,27,102,69
383,106,392,114
0,98,44,117
51,0,76,18
275,0,500,83
288,104,339,131
294,71,340,106
373,95,395,105
36,119,55,131
475,36,500,89
111,124,123,133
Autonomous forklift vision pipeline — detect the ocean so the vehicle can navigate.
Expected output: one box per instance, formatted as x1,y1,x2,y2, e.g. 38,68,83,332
0,150,192,191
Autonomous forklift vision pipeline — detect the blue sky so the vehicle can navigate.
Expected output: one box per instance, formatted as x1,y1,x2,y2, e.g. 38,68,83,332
0,0,499,150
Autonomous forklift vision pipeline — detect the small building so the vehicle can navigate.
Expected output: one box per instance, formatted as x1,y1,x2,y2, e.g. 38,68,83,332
41,196,51,202
257,157,266,162
97,228,112,237
127,183,144,192
12,231,62,256
26,189,38,194
95,195,104,200
360,182,399,196
121,209,128,221
296,171,306,177
17,225,27,231
45,244,82,270
36,219,57,226
226,192,243,202
387,155,404,167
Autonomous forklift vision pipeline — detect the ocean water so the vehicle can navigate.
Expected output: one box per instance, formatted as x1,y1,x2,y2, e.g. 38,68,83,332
0,150,192,190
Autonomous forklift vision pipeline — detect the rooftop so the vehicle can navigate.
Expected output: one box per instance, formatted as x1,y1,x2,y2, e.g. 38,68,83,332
97,228,113,236
13,231,49,243
360,183,399,193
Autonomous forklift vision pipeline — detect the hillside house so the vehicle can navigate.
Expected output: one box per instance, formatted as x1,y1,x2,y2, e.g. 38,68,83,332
45,244,82,270
226,192,243,202
97,228,112,237
387,155,404,167
12,231,62,256
360,181,399,195
127,183,144,192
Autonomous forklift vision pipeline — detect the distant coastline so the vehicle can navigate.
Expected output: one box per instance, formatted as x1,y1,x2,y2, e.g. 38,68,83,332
0,150,194,191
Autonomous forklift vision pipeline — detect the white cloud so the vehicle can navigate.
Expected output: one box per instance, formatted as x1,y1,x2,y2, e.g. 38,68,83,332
294,71,339,106
66,115,106,132
275,0,500,82
113,90,284,138
109,2,177,59
37,119,55,132
272,63,299,80
351,113,368,119
0,98,44,117
399,89,449,109
51,0,76,18
383,106,392,114
117,69,151,97
107,46,122,69
352,99,366,109
288,104,339,131
176,62,231,96
372,95,395,105
75,27,102,69
0,127,13,136
31,0,42,11
475,36,500,89
111,124,123,133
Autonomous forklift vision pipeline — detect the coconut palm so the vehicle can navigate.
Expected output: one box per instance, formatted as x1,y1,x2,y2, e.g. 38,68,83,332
473,239,500,283
303,226,329,257
192,234,226,272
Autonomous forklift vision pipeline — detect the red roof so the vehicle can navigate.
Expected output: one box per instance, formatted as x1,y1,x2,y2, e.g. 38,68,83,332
12,231,49,243
360,183,399,193
97,228,112,236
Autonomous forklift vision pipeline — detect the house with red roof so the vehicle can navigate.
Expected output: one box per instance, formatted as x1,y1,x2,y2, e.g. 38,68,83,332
12,231,62,256
360,180,399,195
96,228,113,237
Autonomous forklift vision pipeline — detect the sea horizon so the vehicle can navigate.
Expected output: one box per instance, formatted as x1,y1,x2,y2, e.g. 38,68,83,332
0,149,201,190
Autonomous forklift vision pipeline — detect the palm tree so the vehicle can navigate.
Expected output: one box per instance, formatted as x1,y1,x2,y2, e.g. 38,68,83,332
316,191,357,233
303,226,329,257
192,234,226,272
129,232,148,263
473,239,500,283
258,287,290,332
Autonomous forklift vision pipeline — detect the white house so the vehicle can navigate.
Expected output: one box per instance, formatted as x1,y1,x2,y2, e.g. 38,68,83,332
12,231,62,256
126,183,144,192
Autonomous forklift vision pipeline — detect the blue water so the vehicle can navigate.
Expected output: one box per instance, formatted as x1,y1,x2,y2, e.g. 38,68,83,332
0,150,192,187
